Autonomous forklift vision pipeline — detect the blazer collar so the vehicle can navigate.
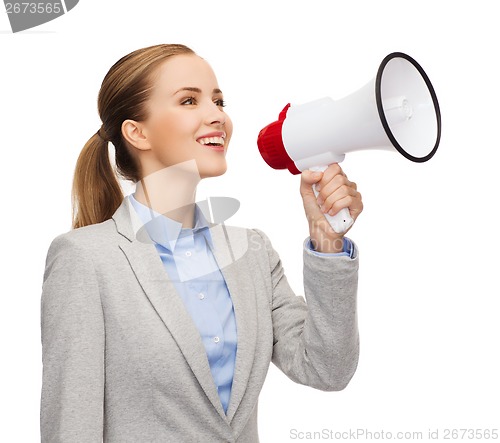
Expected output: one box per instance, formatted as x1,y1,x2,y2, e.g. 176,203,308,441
111,196,258,424
112,195,146,243
127,191,213,253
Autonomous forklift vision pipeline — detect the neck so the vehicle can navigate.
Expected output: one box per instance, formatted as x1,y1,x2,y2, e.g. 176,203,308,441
134,160,201,229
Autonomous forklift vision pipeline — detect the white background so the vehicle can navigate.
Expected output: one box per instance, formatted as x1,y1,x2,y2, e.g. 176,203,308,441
1,1,499,442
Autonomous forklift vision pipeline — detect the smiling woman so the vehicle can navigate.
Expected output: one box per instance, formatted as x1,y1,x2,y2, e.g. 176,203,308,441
40,43,362,443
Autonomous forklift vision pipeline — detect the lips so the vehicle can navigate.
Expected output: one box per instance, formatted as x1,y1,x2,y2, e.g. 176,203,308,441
198,136,225,146
197,132,226,147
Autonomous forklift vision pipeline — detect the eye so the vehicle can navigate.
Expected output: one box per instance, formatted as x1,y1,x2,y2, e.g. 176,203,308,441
181,96,196,105
214,98,226,108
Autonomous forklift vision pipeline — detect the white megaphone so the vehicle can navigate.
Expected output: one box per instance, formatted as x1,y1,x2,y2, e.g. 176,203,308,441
257,52,441,234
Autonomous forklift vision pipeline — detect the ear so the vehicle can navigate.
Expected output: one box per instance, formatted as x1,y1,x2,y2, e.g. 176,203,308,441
121,120,151,152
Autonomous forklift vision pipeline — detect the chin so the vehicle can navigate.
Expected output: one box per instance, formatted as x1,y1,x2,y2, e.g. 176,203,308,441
198,159,228,179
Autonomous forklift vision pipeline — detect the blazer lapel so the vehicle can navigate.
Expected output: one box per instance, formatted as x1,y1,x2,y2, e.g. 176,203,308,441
112,197,228,422
208,223,259,422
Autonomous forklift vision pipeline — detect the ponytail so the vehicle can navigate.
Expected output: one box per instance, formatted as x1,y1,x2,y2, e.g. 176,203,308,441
71,131,124,229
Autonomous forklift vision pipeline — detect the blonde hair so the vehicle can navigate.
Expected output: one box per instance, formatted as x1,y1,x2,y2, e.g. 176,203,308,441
71,43,195,229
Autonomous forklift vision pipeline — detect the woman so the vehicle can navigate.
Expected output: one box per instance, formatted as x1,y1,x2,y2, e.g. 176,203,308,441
40,43,363,442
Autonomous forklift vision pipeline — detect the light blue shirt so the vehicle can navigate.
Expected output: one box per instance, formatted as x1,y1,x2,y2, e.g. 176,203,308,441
128,192,354,413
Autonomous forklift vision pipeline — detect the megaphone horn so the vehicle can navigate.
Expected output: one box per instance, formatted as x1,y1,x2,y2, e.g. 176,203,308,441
257,52,441,234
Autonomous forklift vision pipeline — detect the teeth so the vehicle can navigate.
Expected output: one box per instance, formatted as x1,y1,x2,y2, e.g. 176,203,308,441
198,136,225,145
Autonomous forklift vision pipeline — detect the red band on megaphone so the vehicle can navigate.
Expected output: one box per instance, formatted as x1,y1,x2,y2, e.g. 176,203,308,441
257,104,301,175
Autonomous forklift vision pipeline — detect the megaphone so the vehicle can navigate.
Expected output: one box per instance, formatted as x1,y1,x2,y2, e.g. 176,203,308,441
257,52,441,234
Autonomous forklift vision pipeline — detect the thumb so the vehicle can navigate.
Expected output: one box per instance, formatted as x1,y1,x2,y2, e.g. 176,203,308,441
300,170,328,226
300,170,322,195
302,169,323,185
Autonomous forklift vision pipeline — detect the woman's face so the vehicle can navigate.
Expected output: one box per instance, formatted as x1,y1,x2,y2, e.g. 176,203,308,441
138,53,233,179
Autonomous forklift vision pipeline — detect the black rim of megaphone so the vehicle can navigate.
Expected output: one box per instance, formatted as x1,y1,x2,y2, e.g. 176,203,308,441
375,52,441,163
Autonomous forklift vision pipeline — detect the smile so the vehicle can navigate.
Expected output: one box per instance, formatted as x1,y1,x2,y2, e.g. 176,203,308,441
197,136,225,147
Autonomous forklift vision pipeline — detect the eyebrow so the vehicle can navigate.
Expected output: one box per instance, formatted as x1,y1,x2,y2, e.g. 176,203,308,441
173,87,223,95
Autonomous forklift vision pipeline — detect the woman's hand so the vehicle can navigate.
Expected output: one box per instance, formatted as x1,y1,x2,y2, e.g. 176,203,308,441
300,163,363,253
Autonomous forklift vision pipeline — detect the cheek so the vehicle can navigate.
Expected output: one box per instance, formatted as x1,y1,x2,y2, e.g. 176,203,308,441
148,110,198,147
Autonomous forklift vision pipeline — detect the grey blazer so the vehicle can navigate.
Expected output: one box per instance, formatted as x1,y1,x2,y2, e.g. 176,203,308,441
40,196,359,443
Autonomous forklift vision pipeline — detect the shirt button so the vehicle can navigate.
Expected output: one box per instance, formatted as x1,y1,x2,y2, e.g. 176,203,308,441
213,336,220,343
198,292,205,300
185,251,192,257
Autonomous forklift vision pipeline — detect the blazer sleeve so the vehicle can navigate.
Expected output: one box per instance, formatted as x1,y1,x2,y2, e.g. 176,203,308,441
252,228,360,391
40,234,104,442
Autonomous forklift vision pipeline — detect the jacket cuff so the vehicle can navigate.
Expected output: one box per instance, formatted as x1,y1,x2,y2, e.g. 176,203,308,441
304,236,357,259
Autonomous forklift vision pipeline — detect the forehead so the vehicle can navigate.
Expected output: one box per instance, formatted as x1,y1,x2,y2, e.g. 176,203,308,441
152,54,219,94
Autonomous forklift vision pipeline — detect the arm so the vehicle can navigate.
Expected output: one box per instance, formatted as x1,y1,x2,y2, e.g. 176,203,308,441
40,234,104,442
254,228,359,391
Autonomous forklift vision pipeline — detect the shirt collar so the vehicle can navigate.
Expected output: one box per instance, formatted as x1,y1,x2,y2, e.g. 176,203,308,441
128,192,213,252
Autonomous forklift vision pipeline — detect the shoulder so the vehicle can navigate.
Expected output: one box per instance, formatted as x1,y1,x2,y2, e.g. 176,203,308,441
45,218,119,259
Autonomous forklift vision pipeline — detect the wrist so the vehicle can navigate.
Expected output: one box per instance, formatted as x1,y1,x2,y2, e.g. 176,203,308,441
309,234,345,253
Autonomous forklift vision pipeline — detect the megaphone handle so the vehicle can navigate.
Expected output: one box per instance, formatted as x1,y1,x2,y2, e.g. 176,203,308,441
310,165,354,234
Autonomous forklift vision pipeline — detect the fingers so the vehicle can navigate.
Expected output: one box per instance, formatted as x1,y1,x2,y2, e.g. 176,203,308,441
318,185,362,216
315,166,362,217
315,163,346,192
315,172,352,205
328,191,363,218
300,164,345,197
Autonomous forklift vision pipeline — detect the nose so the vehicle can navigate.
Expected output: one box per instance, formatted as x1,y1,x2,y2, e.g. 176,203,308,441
206,101,226,126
